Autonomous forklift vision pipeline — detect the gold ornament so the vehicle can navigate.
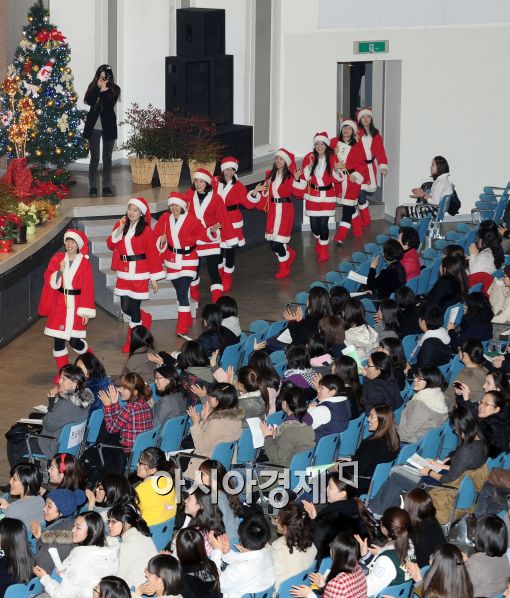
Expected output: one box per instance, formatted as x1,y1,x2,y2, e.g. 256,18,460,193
67,131,74,137
31,132,37,138
28,15,33,22
55,147,62,155
65,67,71,74
35,149,42,157
47,99,54,107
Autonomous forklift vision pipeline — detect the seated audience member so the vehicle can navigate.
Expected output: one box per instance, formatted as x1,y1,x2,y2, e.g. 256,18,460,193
399,226,421,281
215,295,242,343
32,488,87,571
445,339,489,408
361,351,402,414
410,303,452,372
180,488,226,556
135,448,176,526
0,463,44,528
468,221,504,275
0,518,35,598
283,345,317,399
375,299,401,343
185,383,244,479
106,502,158,590
45,452,85,492
318,315,346,358
236,366,268,424
403,488,445,568
342,299,379,362
178,341,216,404
399,366,448,444
465,514,510,598
370,404,488,514
271,502,317,591
426,256,468,313
283,286,333,346
310,374,351,440
302,472,373,561
151,365,187,426
122,325,157,384
209,514,276,597
332,355,363,418
85,473,139,520
378,337,407,390
7,365,93,468
175,528,221,597
247,350,281,413
95,577,131,598
366,239,406,300
198,303,235,358
329,285,350,317
306,333,333,369
135,554,184,598
474,390,510,458
490,265,510,323
75,352,110,413
290,532,367,598
260,384,315,468
447,291,493,350
395,286,422,338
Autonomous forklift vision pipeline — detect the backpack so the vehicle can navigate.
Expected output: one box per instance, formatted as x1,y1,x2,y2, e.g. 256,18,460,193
447,185,461,216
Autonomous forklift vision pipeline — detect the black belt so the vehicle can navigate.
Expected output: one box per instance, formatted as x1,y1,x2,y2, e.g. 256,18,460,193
226,204,240,212
310,183,334,191
169,245,196,255
120,253,146,262
347,169,355,174
58,288,81,295
365,158,375,164
272,197,292,204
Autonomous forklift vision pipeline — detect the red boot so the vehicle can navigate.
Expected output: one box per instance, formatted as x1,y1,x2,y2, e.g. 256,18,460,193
122,327,133,353
176,310,190,335
317,243,330,263
190,283,200,303
211,285,223,304
275,256,291,279
333,226,349,244
184,310,194,330
314,238,320,257
141,310,153,330
53,349,69,383
288,246,296,267
351,215,363,237
223,270,233,293
359,205,371,227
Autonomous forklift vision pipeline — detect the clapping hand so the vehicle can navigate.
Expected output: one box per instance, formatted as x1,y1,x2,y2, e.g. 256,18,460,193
147,353,164,365
469,242,479,256
187,405,202,426
0,498,9,510
302,500,317,520
259,420,275,439
370,255,379,269
253,338,267,351
405,561,422,582
210,349,219,367
30,521,42,539
225,365,235,384
294,167,303,181
48,384,59,398
98,384,118,406
190,384,208,398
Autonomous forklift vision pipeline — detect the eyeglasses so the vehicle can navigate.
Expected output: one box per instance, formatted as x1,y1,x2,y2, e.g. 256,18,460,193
479,401,496,408
138,460,148,467
365,364,378,369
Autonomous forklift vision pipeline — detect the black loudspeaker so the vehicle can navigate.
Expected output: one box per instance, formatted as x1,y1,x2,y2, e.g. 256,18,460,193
215,124,253,173
177,8,225,58
165,55,233,125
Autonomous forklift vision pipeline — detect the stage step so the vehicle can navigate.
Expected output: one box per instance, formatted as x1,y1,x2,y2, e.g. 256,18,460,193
77,217,185,322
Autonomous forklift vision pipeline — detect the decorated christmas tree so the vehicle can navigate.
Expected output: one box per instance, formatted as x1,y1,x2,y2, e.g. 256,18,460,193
0,0,88,169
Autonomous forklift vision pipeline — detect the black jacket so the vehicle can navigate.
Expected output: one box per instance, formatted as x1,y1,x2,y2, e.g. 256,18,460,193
478,413,510,458
83,87,118,140
448,311,493,351
398,305,422,339
415,338,453,369
367,263,406,300
288,315,321,346
0,555,14,598
182,563,221,598
352,436,400,494
362,378,403,414
412,515,445,568
426,274,463,313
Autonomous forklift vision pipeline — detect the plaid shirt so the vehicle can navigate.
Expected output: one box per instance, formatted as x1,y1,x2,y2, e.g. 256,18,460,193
322,564,367,598
104,400,153,452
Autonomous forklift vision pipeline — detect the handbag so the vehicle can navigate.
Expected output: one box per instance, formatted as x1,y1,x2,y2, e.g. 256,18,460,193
487,467,510,490
5,422,38,443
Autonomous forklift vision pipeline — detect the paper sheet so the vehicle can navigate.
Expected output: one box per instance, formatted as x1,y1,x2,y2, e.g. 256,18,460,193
18,418,43,425
276,328,293,344
347,270,368,284
246,417,265,449
33,405,48,413
448,306,460,324
342,345,362,372
48,547,63,570
406,452,442,473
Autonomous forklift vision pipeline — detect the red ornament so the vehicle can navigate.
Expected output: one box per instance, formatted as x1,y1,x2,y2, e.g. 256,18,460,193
23,58,33,74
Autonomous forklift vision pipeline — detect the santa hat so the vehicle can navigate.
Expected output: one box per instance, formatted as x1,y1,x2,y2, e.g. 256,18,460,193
275,148,296,172
193,168,213,186
220,156,239,172
168,192,188,211
356,107,373,121
128,197,151,224
313,131,330,146
64,229,89,259
340,119,358,134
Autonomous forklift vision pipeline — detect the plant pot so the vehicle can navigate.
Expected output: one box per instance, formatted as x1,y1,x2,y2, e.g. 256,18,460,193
26,224,37,236
129,156,156,185
188,159,217,181
156,159,183,188
0,240,14,253
13,224,27,244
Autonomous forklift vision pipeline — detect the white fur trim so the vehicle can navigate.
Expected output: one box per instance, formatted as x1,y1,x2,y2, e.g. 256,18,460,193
193,171,212,185
117,270,150,281
340,120,358,133
157,235,167,254
128,198,147,214
168,197,187,210
221,161,238,172
352,171,364,184
293,178,307,190
357,108,372,120
72,340,88,355
211,284,223,292
50,271,61,290
265,233,291,244
110,227,123,243
277,251,290,262
247,191,260,203
207,227,221,242
190,278,200,287
166,270,197,280
77,307,96,318
275,150,291,166
64,231,84,250
150,271,165,281
129,320,142,328
306,209,336,217
224,266,235,274
53,347,69,357
178,305,192,313
313,134,330,146
379,164,388,173
114,288,149,299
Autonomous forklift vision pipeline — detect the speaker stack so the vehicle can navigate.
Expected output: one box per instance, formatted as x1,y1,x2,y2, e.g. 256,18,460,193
165,8,253,173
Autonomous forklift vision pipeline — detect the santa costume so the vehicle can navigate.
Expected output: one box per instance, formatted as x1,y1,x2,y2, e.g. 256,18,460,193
38,229,96,381
356,107,389,227
106,197,164,352
185,168,237,304
293,132,342,262
248,148,305,279
215,156,254,293
154,192,211,335
331,120,366,244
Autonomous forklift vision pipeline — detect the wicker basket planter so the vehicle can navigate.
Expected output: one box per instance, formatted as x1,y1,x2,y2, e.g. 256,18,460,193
129,156,156,185
156,159,183,188
188,159,217,180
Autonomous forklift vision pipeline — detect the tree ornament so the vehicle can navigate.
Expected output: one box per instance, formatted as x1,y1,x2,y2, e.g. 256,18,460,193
54,147,62,155
37,58,55,82
1,111,14,127
57,113,69,132
47,99,54,107
32,65,39,72
35,149,42,157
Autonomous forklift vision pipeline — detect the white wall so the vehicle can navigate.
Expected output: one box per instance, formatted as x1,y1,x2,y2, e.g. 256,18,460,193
274,0,510,214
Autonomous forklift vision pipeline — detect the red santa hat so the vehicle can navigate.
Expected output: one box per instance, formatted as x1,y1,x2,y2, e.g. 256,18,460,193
356,107,373,121
128,197,151,224
168,192,188,211
193,168,213,186
275,148,296,172
340,119,358,134
313,131,330,146
220,156,239,172
64,229,89,259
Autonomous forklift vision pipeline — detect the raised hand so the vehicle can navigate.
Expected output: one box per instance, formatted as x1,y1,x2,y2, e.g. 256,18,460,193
302,500,317,520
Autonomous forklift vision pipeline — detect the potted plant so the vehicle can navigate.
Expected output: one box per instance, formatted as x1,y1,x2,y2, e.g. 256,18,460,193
15,202,40,235
152,111,189,188
0,215,18,252
120,104,162,185
184,115,224,180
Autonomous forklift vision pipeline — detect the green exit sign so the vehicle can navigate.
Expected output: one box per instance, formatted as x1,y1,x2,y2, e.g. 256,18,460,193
354,40,389,54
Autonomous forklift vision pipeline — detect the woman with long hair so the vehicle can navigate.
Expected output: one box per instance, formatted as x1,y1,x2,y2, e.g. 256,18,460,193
85,473,139,519
75,352,110,414
136,554,184,598
106,197,164,352
281,286,333,348
106,503,158,590
378,337,407,390
366,239,406,300
248,350,281,413
33,511,118,597
475,390,510,458
185,169,236,305
283,345,317,398
427,255,468,312
469,221,504,275
293,132,341,262
236,366,269,422
0,518,34,598
175,528,221,597
178,341,215,404
151,365,187,427
215,156,254,293
446,339,489,407
342,298,379,362
448,291,494,350
197,303,229,358
120,325,157,384
83,64,120,198
135,447,176,526
331,120,367,244
46,452,85,491
181,488,226,556
247,148,305,279
329,285,350,316
332,355,363,418
395,286,421,338
361,351,402,414
355,107,389,227
38,229,96,382
154,192,212,335
318,315,345,359
375,299,401,343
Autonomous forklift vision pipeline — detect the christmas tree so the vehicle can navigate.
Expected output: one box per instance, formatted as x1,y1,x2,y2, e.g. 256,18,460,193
0,0,88,169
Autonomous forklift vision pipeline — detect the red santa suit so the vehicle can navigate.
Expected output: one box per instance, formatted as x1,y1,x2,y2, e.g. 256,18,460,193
247,148,304,279
38,229,96,378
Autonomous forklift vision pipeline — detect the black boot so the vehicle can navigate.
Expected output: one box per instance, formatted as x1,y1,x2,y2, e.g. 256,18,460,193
89,187,98,198
102,187,113,197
